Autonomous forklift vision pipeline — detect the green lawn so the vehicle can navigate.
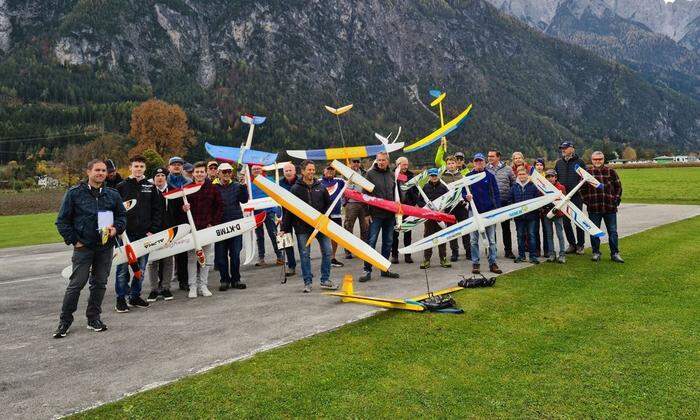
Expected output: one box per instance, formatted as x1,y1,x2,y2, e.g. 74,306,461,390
618,167,700,204
77,216,700,418
0,212,61,248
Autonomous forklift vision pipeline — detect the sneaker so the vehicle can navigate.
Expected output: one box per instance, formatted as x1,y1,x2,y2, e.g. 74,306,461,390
565,245,577,254
557,255,566,264
219,283,230,291
331,259,345,268
380,271,400,278
591,253,601,262
440,258,452,268
391,255,399,264
86,319,107,332
404,255,414,264
188,288,197,298
450,253,459,262
472,264,480,274
504,251,515,259
489,263,502,274
147,291,159,302
358,272,371,282
129,296,149,308
255,259,266,267
576,246,585,255
303,284,312,293
420,260,431,269
345,253,353,260
529,258,540,265
320,281,337,290
53,322,71,339
115,297,129,313
513,257,525,263
285,267,296,277
162,290,174,300
547,255,556,263
199,285,213,297
611,253,625,263
231,281,247,289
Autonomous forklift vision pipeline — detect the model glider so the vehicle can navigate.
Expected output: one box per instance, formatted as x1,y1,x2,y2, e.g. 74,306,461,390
400,194,557,254
205,142,278,167
401,166,447,191
397,176,476,232
344,189,456,224
324,104,353,115
403,103,473,153
148,213,266,263
163,183,206,265
530,169,605,238
286,129,404,161
429,89,449,152
114,199,143,279
253,175,391,272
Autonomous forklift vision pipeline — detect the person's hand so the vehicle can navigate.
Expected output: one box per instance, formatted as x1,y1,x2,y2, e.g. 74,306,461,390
182,203,191,212
441,138,447,148
146,232,153,236
74,241,84,249
465,194,473,202
108,226,117,237
365,215,372,224
278,231,285,237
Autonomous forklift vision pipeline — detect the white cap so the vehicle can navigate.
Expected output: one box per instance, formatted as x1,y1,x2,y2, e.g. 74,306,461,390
218,163,233,171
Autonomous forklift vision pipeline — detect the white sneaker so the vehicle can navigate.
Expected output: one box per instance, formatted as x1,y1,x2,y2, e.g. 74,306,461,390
188,288,197,298
199,285,213,297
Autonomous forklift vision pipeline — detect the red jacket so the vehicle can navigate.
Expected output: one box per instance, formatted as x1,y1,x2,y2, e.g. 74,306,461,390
189,178,223,229
541,182,567,217
581,165,622,214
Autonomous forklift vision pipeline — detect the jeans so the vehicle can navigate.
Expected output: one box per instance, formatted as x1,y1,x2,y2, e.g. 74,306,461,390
187,244,214,288
542,217,565,257
588,212,619,255
516,219,539,260
470,225,497,266
255,210,281,260
563,195,586,248
147,257,174,292
285,246,297,269
215,236,243,284
115,254,149,299
364,216,395,273
295,232,332,286
59,246,113,324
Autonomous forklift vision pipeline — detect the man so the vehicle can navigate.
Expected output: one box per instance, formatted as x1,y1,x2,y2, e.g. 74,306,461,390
104,159,123,189
279,160,335,293
250,164,284,266
454,152,468,172
114,155,163,312
321,165,346,268
182,161,223,298
343,159,369,259
214,162,249,291
53,159,127,338
207,160,219,181
581,151,624,263
391,157,418,264
554,141,587,254
145,167,176,302
183,162,195,180
417,168,450,269
279,163,298,276
487,149,516,259
359,152,400,282
465,153,502,275
442,155,471,261
167,156,191,290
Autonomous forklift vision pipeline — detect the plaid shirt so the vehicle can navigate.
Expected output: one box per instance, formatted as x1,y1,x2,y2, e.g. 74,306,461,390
189,178,223,229
581,165,622,214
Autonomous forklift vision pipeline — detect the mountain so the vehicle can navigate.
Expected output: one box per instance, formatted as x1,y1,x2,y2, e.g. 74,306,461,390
0,0,698,165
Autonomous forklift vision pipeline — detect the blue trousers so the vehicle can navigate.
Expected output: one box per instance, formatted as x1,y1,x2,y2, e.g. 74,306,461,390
295,232,332,286
215,236,242,284
115,254,149,299
255,210,281,260
588,212,619,255
470,225,497,266
515,219,539,261
364,216,395,273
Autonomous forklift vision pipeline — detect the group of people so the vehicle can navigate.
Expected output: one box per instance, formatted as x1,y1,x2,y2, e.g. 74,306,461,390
52,140,624,339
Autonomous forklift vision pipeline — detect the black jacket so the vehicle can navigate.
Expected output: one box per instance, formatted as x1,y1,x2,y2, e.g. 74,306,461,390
216,181,249,222
417,181,448,206
554,154,586,196
116,177,163,240
396,169,419,206
365,164,395,219
281,178,331,235
55,183,127,249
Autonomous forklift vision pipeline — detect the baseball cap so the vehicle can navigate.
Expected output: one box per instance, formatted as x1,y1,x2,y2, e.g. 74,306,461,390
559,141,574,149
207,160,219,168
218,163,233,171
183,162,194,172
454,152,465,159
545,169,557,177
105,159,116,173
427,168,439,176
473,153,485,161
169,156,185,165
153,167,169,177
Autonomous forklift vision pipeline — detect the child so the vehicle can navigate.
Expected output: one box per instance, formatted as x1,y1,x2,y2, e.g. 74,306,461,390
542,170,567,263
510,166,540,264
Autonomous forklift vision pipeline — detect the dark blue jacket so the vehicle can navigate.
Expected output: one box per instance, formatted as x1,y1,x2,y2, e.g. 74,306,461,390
216,181,249,222
466,169,500,213
56,183,127,249
510,181,540,221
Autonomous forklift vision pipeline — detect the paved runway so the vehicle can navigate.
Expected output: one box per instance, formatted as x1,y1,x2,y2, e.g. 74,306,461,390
1,203,698,419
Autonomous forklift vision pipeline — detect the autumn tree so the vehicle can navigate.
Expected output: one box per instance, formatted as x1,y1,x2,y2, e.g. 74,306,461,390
142,149,165,178
129,99,195,158
622,146,637,161
60,133,129,184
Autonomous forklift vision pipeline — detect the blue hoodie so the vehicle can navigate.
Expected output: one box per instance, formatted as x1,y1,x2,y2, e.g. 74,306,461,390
465,169,500,213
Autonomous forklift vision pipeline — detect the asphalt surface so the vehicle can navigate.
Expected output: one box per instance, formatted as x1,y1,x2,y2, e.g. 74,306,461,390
1,203,698,419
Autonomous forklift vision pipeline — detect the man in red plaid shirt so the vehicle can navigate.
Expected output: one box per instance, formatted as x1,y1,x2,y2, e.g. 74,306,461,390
581,151,624,263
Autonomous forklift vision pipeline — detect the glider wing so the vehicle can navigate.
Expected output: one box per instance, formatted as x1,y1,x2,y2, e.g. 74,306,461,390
403,103,473,153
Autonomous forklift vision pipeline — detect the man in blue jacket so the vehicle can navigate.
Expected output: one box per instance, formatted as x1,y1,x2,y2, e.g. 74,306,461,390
53,159,127,338
214,163,249,291
465,153,502,275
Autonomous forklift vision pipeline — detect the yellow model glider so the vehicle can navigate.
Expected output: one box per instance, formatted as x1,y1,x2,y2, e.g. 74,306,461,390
324,104,353,116
403,103,473,153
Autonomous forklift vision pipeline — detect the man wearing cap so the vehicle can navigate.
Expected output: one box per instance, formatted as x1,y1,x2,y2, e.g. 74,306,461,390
250,164,284,266
417,168,450,268
465,153,502,274
279,162,298,276
207,161,219,181
391,157,418,264
183,162,194,180
145,166,178,302
167,156,192,290
487,149,516,259
343,159,369,259
581,151,624,263
104,159,123,189
214,162,250,290
554,141,587,255
167,157,191,189
321,165,346,268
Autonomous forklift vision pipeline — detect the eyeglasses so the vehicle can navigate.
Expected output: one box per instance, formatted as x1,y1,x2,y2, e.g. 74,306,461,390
220,170,232,174
208,165,218,169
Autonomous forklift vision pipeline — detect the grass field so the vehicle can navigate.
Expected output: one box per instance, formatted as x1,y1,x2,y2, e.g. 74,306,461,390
0,212,60,248
76,216,700,418
617,166,700,205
